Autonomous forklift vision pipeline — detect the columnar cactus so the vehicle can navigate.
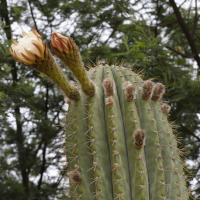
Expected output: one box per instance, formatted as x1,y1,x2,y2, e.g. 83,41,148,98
10,28,189,200
65,65,189,200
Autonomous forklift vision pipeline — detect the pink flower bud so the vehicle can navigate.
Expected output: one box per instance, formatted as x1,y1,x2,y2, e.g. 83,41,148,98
50,31,78,55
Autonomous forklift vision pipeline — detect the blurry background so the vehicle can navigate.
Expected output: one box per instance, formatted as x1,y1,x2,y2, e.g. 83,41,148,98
0,0,200,199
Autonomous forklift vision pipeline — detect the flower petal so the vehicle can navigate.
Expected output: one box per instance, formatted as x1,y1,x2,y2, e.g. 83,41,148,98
31,39,44,52
28,32,37,39
31,41,43,57
24,48,36,60
32,26,41,38
22,31,27,36
15,50,30,63
12,38,18,45
60,42,69,53
10,26,44,65
21,52,35,64
11,44,16,51
9,49,22,63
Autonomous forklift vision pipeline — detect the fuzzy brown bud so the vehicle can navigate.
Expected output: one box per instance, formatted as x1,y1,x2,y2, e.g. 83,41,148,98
133,129,146,149
103,78,114,96
152,83,165,101
161,103,171,115
123,81,135,102
68,170,81,184
142,81,154,100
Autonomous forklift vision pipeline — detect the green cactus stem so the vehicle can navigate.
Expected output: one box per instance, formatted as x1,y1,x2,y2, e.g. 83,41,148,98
34,47,80,101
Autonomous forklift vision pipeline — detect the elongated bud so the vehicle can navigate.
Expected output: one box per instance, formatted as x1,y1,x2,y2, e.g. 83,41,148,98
142,80,154,101
152,83,165,101
50,31,95,97
10,27,80,101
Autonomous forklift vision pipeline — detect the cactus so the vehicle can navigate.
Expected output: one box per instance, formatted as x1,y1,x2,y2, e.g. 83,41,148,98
10,28,189,200
65,64,189,200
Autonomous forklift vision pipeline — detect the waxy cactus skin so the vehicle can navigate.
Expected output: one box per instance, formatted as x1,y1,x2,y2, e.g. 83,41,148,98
65,64,189,200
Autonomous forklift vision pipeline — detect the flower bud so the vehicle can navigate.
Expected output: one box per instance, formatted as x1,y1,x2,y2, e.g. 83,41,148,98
50,31,96,97
9,26,44,65
9,27,80,101
50,31,78,56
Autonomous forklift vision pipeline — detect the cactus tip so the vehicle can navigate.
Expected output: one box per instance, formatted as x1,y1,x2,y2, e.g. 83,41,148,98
82,81,96,97
68,85,81,101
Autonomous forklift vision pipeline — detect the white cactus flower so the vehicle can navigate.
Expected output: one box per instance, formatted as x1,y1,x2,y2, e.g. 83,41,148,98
10,27,44,65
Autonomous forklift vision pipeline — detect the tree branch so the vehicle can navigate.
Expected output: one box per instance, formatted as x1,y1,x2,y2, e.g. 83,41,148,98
27,0,38,31
51,166,68,189
178,0,187,8
36,0,54,34
1,0,30,195
104,27,117,45
169,0,200,69
191,0,198,37
45,82,49,119
37,143,47,190
149,20,177,28
34,139,44,158
165,46,194,58
38,83,49,190
180,124,200,143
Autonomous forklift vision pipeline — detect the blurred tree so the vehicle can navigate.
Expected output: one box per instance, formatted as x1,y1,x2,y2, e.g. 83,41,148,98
0,0,200,199
0,0,67,199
